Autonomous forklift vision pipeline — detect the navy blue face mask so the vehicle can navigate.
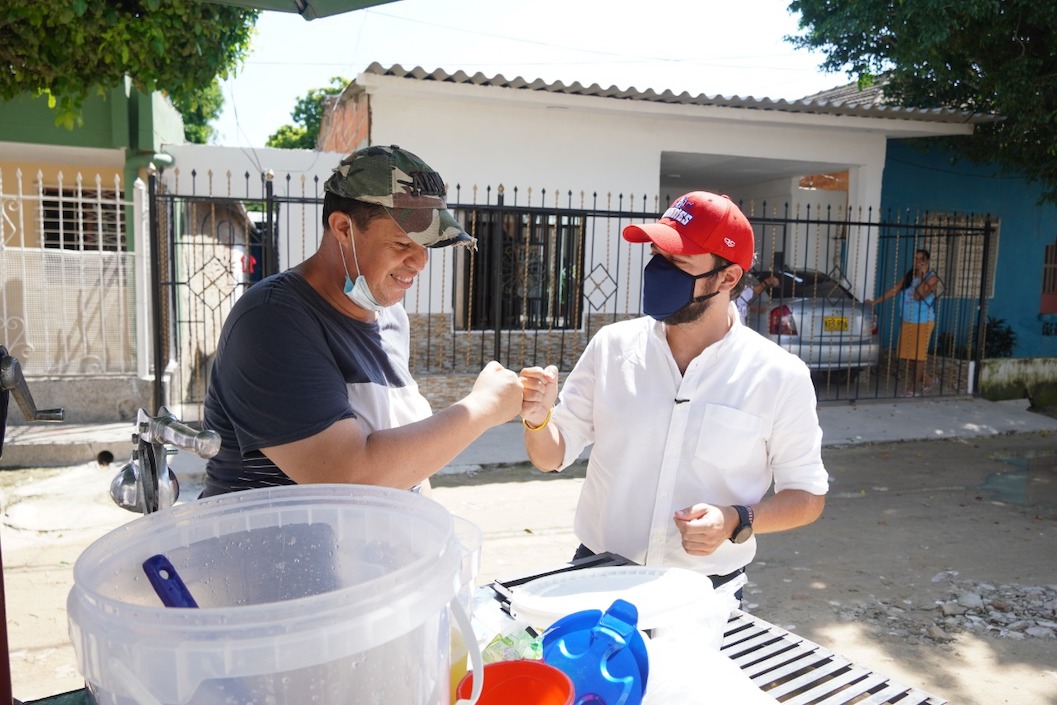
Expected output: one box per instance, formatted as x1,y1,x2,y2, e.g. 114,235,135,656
642,254,730,320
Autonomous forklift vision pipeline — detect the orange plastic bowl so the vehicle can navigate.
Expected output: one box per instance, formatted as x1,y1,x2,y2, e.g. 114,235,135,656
456,659,574,705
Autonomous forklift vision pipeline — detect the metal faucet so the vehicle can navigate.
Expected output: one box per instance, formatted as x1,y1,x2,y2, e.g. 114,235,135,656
110,407,221,515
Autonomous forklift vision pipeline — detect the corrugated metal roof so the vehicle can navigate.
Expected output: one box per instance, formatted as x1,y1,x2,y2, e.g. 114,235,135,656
361,63,985,125
801,82,889,107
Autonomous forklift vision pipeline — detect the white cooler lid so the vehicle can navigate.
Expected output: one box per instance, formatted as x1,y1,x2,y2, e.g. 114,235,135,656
508,566,727,631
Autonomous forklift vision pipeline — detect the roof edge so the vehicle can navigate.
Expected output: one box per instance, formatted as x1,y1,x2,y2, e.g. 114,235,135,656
360,62,989,125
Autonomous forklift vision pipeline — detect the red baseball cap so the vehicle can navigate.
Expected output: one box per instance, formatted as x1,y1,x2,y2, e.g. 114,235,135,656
622,191,754,270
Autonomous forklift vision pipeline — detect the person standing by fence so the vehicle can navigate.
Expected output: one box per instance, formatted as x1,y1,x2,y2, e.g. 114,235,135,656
868,249,940,397
735,271,780,323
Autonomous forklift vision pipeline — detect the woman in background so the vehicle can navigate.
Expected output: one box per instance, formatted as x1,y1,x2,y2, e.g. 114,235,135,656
868,249,940,397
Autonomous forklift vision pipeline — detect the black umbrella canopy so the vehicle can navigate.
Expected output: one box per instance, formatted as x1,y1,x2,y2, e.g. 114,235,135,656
209,0,401,20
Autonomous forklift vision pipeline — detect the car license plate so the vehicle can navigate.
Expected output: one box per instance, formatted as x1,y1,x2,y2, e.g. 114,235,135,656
823,316,848,332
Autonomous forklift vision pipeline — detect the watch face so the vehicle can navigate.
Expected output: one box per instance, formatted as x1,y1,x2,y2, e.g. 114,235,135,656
731,525,753,544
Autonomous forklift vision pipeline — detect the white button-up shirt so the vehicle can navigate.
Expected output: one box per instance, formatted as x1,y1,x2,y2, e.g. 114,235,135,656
552,306,829,576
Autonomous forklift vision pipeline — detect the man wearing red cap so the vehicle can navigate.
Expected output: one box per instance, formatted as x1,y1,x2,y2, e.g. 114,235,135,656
520,192,828,594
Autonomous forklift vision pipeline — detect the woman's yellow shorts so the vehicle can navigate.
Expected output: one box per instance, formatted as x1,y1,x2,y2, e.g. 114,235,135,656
898,321,935,361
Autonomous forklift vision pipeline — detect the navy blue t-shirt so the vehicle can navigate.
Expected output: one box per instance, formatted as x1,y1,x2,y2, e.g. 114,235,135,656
201,271,431,496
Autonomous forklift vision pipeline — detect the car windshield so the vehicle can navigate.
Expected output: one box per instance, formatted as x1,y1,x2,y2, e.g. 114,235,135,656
769,270,855,301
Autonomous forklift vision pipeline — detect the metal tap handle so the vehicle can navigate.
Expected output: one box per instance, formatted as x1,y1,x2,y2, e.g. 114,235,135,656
0,349,65,422
148,407,221,459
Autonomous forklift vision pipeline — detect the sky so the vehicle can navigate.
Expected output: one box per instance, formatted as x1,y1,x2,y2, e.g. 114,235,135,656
213,0,847,149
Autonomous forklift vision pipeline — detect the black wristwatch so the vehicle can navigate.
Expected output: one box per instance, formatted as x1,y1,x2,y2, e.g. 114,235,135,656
730,505,754,544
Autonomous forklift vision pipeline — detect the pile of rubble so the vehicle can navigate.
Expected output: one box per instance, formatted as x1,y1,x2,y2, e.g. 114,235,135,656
839,576,1057,644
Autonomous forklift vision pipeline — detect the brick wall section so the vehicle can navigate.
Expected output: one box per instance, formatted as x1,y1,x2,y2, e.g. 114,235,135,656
408,312,637,408
318,90,369,153
415,373,479,410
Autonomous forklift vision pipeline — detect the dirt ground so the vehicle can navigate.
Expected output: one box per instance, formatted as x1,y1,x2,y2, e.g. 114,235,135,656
747,432,1057,705
2,429,1056,703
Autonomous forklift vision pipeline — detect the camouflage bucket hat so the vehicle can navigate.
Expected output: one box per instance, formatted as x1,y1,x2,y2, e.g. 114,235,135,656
324,145,475,249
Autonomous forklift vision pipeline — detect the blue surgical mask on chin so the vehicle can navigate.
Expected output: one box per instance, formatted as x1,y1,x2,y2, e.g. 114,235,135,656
642,254,729,320
344,273,384,312
341,221,385,313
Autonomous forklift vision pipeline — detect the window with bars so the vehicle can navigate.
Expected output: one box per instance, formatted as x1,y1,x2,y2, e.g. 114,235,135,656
1042,240,1057,314
41,186,125,251
918,214,999,300
453,208,585,331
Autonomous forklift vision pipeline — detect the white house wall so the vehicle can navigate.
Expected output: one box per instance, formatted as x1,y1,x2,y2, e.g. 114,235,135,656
158,79,944,320
161,144,348,270
360,74,895,314
846,159,886,298
363,78,894,203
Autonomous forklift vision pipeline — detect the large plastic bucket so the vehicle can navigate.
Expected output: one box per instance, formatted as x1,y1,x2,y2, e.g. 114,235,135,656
450,516,484,702
68,484,462,705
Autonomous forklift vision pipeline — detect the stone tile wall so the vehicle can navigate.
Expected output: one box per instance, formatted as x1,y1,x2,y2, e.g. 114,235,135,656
408,312,635,408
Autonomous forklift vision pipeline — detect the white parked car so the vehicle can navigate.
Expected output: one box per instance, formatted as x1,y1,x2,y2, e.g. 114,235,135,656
745,268,879,378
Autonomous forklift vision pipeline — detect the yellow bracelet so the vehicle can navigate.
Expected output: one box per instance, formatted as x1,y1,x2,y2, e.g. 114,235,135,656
522,407,553,431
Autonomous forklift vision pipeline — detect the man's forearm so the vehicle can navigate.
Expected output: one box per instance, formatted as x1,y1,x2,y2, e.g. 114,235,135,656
749,489,825,534
524,423,565,472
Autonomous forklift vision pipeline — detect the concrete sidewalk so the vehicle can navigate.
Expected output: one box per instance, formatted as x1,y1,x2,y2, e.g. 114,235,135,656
443,396,1057,471
3,396,1055,474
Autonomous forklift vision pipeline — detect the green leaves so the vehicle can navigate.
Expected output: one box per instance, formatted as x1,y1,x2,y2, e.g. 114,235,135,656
267,124,313,150
169,79,224,144
1,0,258,128
266,76,348,150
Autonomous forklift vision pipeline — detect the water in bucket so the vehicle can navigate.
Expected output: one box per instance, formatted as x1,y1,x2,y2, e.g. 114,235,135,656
67,485,464,705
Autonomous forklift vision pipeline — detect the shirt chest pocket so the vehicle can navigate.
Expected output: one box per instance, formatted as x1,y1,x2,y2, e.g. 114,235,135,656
692,404,764,468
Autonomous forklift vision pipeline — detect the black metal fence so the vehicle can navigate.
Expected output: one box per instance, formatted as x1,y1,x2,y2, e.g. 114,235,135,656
736,204,993,401
866,211,994,400
148,173,992,418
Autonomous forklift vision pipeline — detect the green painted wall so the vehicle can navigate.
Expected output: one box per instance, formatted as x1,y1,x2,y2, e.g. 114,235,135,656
981,358,1057,407
0,86,131,149
0,82,183,157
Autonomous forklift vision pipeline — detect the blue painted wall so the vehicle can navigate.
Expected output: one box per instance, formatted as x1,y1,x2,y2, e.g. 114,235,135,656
881,140,1057,358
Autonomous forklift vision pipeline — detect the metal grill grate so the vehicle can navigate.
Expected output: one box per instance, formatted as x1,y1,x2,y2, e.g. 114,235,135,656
722,611,947,704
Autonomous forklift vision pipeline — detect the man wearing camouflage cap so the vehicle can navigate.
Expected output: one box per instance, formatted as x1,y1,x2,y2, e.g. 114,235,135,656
201,146,523,496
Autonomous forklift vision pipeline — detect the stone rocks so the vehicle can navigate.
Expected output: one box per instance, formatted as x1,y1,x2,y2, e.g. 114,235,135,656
841,579,1057,644
928,625,955,642
940,602,967,616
